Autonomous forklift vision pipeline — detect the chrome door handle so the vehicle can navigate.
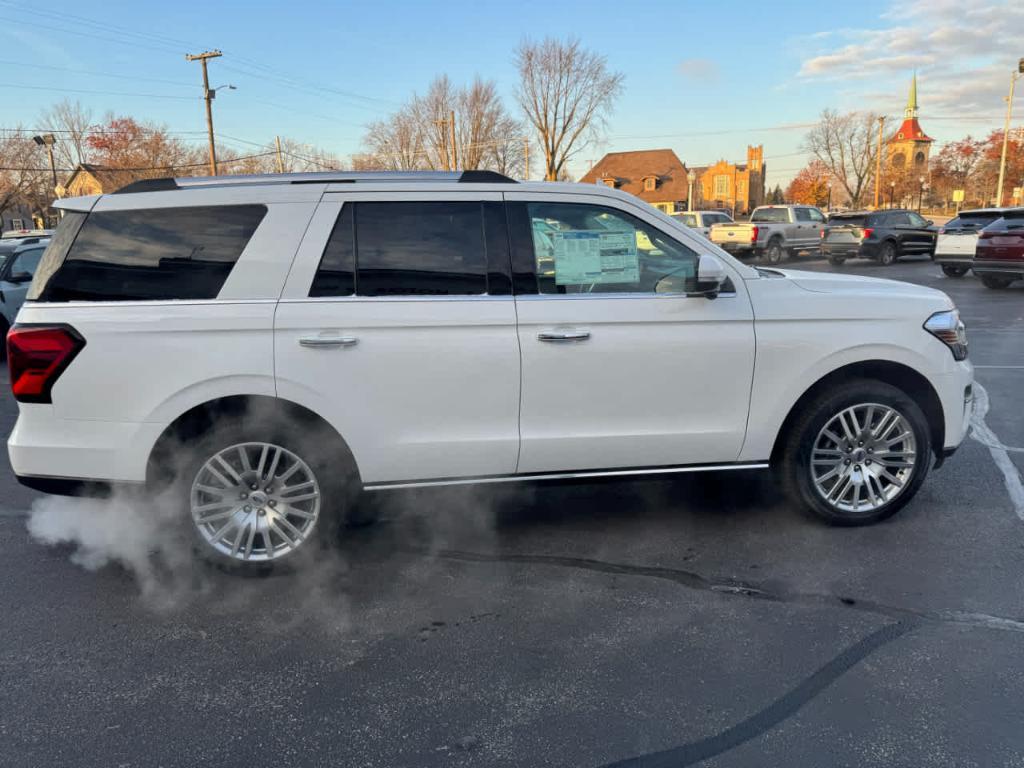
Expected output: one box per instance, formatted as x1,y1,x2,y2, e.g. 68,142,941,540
538,330,590,343
299,335,358,348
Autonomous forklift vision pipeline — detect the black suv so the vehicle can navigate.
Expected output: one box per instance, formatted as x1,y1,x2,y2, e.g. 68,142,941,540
822,209,937,266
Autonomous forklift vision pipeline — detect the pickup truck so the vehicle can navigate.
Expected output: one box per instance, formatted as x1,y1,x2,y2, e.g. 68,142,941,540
669,210,733,239
709,204,827,263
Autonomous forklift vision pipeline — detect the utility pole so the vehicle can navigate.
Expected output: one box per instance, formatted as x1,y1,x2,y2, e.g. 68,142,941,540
449,110,458,171
523,137,529,180
873,116,885,209
995,60,1023,207
275,136,285,174
186,50,223,177
433,117,449,171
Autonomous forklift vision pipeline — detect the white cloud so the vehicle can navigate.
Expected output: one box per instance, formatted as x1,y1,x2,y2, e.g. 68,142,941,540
797,0,1024,113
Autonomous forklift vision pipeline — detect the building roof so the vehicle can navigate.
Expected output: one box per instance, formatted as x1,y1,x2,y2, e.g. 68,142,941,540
580,149,693,202
889,73,933,143
61,163,137,193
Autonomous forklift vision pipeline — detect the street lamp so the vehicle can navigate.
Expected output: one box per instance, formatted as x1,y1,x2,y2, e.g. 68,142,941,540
995,58,1024,207
918,175,925,213
826,181,832,212
687,169,696,212
32,133,58,194
889,181,896,209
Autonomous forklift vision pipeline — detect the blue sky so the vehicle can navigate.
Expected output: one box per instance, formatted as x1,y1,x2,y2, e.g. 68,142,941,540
3,0,1021,186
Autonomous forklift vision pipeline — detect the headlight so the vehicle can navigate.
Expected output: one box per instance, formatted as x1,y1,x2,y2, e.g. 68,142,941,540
924,309,968,361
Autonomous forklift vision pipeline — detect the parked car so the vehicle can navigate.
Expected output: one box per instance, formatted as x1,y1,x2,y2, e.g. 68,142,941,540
710,204,826,263
670,210,733,239
823,209,937,266
972,208,1024,289
8,171,972,571
0,239,49,346
1,228,52,240
932,209,1006,277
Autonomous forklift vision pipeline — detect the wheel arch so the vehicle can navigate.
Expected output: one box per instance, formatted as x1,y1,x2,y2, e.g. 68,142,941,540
145,394,361,488
769,359,945,465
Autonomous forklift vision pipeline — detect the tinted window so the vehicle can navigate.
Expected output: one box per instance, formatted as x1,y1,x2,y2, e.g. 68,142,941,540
945,212,1000,231
751,208,790,223
7,247,44,279
828,214,868,226
354,202,487,297
907,212,929,227
31,206,265,302
888,212,912,226
525,202,699,295
309,204,354,297
794,208,812,222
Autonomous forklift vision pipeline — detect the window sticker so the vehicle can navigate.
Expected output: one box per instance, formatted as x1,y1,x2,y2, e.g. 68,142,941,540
552,229,639,285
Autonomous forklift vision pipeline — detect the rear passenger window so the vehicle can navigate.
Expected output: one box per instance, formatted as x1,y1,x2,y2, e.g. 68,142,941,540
311,202,488,297
31,205,265,302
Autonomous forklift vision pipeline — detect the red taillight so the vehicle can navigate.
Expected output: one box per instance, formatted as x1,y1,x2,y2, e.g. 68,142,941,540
820,228,826,238
751,225,759,243
861,227,874,240
978,231,995,240
7,325,85,403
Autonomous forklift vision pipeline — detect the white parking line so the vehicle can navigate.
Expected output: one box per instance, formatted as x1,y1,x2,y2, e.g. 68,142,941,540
970,383,1024,521
974,365,1024,370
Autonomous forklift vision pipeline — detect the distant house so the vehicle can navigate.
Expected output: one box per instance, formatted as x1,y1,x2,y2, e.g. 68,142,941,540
57,163,133,197
580,149,695,214
694,146,766,215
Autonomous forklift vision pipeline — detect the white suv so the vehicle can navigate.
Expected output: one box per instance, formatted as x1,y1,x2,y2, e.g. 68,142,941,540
7,171,973,571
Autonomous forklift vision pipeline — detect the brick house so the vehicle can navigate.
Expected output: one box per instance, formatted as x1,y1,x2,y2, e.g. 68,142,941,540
580,149,695,214
694,146,766,215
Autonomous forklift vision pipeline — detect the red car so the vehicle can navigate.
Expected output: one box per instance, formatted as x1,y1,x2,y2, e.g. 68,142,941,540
973,209,1024,289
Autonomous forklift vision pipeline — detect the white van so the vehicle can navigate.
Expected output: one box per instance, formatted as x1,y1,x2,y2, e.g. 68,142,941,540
7,171,973,571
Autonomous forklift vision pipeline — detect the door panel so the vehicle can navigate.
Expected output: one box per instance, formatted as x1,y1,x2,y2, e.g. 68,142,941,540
506,192,756,473
275,196,521,484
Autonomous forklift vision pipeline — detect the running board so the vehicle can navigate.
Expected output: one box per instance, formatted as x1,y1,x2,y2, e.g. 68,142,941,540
363,462,770,492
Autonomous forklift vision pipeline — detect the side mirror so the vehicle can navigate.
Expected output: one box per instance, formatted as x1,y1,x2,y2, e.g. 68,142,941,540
693,253,727,298
7,272,32,284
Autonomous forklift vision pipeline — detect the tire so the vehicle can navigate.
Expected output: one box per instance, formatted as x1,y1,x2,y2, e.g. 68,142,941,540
828,255,846,267
980,274,1014,290
776,379,931,526
177,421,360,573
941,265,969,278
764,239,785,264
878,241,897,266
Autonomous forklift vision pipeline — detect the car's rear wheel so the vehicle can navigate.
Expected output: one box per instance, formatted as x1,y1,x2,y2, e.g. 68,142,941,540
980,274,1015,289
764,239,785,264
181,425,358,572
777,380,931,525
941,264,969,278
878,241,897,266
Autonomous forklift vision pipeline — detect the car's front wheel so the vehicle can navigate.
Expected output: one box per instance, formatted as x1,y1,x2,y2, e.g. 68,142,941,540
181,426,357,572
941,264,969,278
777,380,931,525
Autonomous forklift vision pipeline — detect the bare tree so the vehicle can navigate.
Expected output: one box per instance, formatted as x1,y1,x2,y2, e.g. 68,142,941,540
490,115,528,178
37,99,93,169
803,110,883,207
359,75,524,175
515,37,624,181
0,129,49,222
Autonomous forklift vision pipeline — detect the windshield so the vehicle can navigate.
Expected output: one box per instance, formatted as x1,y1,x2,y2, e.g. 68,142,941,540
751,207,790,223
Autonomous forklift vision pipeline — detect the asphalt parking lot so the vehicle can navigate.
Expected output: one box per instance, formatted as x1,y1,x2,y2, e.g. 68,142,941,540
2,255,1023,768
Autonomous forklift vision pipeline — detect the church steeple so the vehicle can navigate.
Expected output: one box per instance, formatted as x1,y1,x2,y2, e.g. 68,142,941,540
905,72,918,119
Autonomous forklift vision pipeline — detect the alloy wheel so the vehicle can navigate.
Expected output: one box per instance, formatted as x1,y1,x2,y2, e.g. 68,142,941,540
810,403,917,514
190,442,321,562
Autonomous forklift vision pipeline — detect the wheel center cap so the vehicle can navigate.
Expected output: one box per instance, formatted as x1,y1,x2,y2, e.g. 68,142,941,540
852,448,867,463
249,491,268,506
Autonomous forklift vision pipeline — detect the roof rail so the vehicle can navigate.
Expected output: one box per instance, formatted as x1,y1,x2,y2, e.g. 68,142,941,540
113,169,517,194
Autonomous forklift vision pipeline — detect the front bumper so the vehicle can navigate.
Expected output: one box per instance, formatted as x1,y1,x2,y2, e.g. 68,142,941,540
933,253,974,266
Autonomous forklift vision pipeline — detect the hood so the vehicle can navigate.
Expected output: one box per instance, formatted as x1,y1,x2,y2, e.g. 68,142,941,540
769,268,952,305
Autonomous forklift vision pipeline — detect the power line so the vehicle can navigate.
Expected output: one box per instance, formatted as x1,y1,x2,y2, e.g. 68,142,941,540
0,151,278,174
0,82,199,101
0,59,197,89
